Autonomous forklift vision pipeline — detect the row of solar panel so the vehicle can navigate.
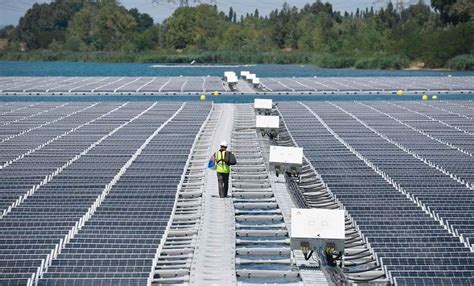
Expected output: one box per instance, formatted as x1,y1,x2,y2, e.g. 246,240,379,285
0,102,179,211
0,102,212,285
278,101,474,284
313,101,474,246
261,77,474,92
0,77,226,93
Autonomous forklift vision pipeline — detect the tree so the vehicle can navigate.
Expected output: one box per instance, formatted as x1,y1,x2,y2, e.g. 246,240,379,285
431,0,474,25
165,7,197,49
228,7,234,21
15,0,86,49
297,11,336,52
67,1,137,51
2,0,472,69
379,2,398,28
165,5,227,50
0,25,15,38
129,8,154,32
132,26,161,51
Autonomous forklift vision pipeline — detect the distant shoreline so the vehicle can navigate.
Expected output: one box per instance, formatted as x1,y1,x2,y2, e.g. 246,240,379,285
0,50,472,71
403,67,452,72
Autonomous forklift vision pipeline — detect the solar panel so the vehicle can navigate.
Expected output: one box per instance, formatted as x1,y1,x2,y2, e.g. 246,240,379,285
260,77,474,92
0,101,212,285
278,100,474,283
0,77,226,94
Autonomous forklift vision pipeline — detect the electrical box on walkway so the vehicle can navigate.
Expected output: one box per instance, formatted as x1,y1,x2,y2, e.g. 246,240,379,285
290,208,345,253
254,99,273,115
246,73,256,83
256,115,280,139
256,115,279,130
241,71,250,79
269,146,303,176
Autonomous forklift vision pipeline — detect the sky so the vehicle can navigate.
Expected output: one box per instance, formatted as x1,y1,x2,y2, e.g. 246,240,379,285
0,0,394,26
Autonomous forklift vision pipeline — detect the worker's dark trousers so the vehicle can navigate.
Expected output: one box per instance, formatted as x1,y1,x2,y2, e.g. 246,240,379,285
217,172,230,198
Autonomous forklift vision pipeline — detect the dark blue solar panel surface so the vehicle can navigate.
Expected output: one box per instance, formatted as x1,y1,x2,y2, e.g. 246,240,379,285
260,77,474,92
0,102,211,285
0,77,227,93
278,100,474,284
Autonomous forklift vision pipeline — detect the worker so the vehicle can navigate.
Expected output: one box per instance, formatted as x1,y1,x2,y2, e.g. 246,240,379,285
213,141,236,198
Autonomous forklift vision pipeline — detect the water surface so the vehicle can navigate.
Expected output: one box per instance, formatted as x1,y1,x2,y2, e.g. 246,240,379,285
1,61,473,77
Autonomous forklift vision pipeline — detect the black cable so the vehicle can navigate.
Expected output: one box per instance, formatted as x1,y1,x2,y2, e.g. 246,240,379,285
303,250,314,260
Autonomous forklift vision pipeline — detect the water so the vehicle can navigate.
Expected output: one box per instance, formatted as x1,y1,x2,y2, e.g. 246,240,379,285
1,61,474,77
0,94,471,103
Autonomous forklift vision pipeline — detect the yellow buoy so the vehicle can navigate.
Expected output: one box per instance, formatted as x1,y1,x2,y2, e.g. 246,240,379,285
213,90,219,96
396,89,404,96
432,95,438,100
422,95,428,101
200,95,206,101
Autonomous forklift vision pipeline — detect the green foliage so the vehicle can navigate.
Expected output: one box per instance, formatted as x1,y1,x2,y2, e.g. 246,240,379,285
431,0,474,25
67,2,137,51
415,21,474,67
15,0,86,49
131,27,161,52
2,41,22,52
0,25,15,38
2,0,473,70
313,55,357,68
129,8,154,32
355,55,410,69
165,5,227,50
446,54,474,70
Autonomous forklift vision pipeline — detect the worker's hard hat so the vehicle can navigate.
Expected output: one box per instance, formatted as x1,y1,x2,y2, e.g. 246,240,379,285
220,141,228,147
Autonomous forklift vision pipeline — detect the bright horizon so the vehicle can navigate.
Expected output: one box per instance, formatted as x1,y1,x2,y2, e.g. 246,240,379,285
0,0,393,26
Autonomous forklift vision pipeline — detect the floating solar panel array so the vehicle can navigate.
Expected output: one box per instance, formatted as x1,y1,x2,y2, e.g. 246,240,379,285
0,77,227,94
261,77,474,93
274,129,387,283
2,76,474,95
0,102,212,285
278,101,474,285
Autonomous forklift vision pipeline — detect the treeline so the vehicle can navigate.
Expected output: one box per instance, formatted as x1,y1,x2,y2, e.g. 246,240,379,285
0,0,473,70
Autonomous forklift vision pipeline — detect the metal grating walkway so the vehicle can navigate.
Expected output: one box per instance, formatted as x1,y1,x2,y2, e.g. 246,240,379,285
188,104,237,285
231,105,302,285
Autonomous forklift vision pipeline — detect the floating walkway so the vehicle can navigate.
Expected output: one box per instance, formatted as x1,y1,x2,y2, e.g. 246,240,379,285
231,105,301,284
188,104,237,285
0,76,473,95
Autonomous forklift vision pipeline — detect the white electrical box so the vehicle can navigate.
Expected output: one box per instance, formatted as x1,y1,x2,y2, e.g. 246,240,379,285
224,71,235,78
290,208,345,253
227,75,238,84
241,71,250,79
256,115,279,130
269,146,303,165
269,146,303,176
247,74,256,83
254,99,273,111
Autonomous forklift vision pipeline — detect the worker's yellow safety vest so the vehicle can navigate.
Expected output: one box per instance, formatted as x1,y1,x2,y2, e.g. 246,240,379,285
215,150,231,174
